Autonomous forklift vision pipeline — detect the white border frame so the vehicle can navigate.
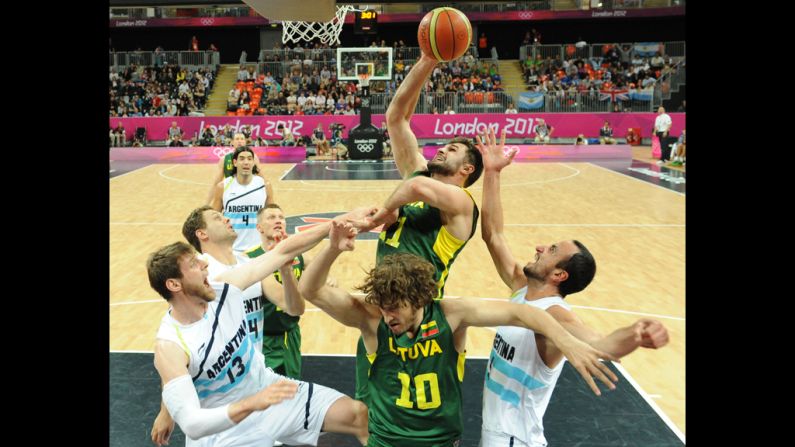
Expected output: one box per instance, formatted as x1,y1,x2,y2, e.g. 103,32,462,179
336,46,393,81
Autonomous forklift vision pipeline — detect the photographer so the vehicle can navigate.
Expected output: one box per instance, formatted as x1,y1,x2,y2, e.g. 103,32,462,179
328,122,348,160
277,124,296,147
311,123,331,156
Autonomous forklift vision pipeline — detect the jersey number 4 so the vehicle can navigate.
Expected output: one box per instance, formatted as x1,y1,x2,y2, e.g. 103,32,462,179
395,372,441,410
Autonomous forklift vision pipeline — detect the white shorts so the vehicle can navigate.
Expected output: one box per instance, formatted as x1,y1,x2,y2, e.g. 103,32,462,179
187,378,345,447
479,428,533,447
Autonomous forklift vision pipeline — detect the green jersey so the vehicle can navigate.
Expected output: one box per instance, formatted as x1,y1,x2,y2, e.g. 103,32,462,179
223,152,235,178
364,300,465,447
376,171,479,300
243,245,304,332
360,171,478,405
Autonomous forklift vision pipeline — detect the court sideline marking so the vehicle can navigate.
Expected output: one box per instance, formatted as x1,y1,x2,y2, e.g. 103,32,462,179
108,349,685,443
589,163,685,197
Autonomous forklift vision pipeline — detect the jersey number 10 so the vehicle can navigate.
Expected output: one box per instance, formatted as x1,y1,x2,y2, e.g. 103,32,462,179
395,372,441,409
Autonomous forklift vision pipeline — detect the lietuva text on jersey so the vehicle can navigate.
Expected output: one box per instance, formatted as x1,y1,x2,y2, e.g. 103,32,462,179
388,337,443,361
492,333,516,362
205,322,248,379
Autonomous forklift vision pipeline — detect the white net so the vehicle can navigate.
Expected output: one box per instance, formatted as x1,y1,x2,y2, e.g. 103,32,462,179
282,5,356,46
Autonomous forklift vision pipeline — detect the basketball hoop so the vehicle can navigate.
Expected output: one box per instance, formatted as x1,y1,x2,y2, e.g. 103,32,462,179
282,4,363,45
357,72,371,98
357,72,371,87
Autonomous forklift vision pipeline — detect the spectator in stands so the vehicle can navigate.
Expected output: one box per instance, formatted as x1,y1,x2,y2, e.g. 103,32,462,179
676,100,686,112
505,103,518,114
221,124,234,142
443,106,456,115
478,32,488,58
237,65,249,82
190,35,199,52
575,134,588,145
650,52,665,71
330,139,348,160
110,122,126,147
168,135,185,147
533,118,554,143
166,100,178,117
199,125,216,146
277,124,296,147
241,125,254,145
209,43,219,52
167,121,183,145
193,77,206,109
599,121,617,144
311,123,331,156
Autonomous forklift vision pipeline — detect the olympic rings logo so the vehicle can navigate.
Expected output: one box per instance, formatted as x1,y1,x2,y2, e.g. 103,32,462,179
201,18,215,26
518,12,533,19
213,147,233,159
356,143,375,152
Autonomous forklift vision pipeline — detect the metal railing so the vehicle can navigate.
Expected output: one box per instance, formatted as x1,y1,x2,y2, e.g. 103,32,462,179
520,41,685,62
257,46,482,79
652,57,685,107
258,46,477,64
368,91,514,114
109,51,220,70
519,91,652,112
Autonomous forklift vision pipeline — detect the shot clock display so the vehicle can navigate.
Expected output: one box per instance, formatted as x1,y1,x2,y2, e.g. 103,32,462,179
355,10,378,34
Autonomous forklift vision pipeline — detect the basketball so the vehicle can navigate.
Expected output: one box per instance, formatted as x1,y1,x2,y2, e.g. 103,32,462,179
417,7,472,62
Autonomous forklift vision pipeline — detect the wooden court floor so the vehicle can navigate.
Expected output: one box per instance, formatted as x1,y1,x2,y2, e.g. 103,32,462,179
110,160,685,435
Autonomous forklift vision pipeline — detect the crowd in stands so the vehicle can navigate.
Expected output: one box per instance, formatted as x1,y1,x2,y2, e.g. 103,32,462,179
109,63,217,117
227,37,500,116
521,44,678,112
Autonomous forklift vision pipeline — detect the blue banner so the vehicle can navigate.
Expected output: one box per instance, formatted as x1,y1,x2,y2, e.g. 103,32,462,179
629,89,653,101
634,42,661,57
518,92,545,110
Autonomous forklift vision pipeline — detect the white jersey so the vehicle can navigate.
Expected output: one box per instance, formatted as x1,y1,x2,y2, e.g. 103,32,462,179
222,175,267,254
156,283,344,447
204,252,266,354
156,283,278,411
481,287,571,447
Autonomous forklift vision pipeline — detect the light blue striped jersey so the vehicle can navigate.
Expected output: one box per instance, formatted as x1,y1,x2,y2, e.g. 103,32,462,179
204,252,265,354
222,175,267,254
155,283,279,411
481,287,570,447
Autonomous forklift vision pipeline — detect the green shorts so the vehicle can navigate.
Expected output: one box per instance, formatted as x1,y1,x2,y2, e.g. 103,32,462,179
262,326,302,379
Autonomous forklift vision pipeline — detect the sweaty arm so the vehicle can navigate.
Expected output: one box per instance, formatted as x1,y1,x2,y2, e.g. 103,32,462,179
385,55,439,177
547,306,669,358
298,222,381,333
264,179,275,206
442,298,618,396
205,158,226,205
209,180,225,212
155,340,297,440
370,175,474,239
260,261,304,316
480,160,525,291
214,222,332,291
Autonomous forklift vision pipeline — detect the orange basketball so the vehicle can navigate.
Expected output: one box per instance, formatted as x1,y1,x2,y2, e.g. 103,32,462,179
417,7,472,62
